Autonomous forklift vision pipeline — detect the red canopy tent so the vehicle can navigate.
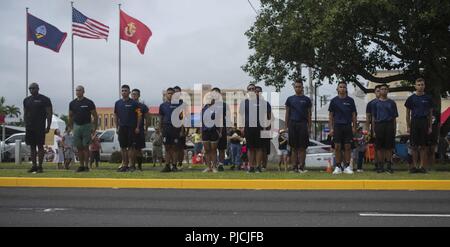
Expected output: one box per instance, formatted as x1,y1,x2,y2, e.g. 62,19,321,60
441,107,450,125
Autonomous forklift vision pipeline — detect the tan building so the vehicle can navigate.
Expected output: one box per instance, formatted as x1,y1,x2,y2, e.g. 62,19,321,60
96,107,115,130
366,70,450,135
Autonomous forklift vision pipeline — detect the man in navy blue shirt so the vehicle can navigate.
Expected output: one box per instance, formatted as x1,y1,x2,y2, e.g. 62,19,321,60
131,88,149,171
212,87,230,172
23,82,52,173
285,79,312,173
372,84,398,173
328,81,357,174
159,87,182,172
173,86,187,170
405,78,434,173
365,85,381,171
256,86,272,172
114,85,142,172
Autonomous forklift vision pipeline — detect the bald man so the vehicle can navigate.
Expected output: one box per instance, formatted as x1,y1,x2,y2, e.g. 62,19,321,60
68,85,98,172
23,82,52,173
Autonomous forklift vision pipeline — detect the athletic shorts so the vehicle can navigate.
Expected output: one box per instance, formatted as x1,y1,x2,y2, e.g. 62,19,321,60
118,126,135,149
374,121,395,149
288,121,309,149
202,129,219,142
333,124,353,146
162,124,180,146
73,123,93,148
427,124,439,146
218,132,227,150
410,118,429,147
177,136,186,149
25,128,45,146
245,127,263,149
133,132,146,149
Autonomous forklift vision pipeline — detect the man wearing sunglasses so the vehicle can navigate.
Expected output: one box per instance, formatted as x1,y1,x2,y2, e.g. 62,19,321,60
23,83,53,173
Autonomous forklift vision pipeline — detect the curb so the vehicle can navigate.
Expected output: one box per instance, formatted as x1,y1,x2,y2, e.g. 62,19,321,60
1,177,450,190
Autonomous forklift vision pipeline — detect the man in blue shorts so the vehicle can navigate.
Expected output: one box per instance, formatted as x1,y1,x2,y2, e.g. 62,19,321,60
405,78,434,173
372,84,398,174
285,79,312,173
114,85,142,172
131,88,149,171
328,81,357,175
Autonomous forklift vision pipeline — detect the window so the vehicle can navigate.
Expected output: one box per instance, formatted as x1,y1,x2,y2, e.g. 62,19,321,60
104,115,108,128
110,114,114,128
99,131,114,142
98,114,102,129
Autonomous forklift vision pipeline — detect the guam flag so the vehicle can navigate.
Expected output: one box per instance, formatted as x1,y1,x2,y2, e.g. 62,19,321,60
27,13,67,52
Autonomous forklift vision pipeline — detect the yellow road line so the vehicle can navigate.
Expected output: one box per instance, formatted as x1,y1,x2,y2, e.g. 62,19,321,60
1,177,450,190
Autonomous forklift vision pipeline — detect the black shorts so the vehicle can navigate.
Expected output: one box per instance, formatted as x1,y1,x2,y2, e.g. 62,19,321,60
177,136,186,149
218,131,227,150
288,121,309,149
374,121,395,149
333,124,353,146
133,132,146,149
411,118,429,147
25,128,45,146
245,127,263,149
118,126,135,149
202,129,220,142
162,124,180,146
427,124,439,146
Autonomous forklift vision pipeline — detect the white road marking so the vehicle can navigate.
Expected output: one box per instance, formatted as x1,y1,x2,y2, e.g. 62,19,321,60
359,213,450,218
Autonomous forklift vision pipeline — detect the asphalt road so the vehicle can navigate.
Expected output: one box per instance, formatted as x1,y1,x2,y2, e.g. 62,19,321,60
1,188,450,226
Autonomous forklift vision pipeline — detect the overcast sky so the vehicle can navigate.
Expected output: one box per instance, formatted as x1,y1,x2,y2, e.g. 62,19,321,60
0,0,341,116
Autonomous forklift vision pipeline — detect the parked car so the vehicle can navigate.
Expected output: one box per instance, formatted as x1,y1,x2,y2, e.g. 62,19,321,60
0,133,30,162
306,139,334,168
98,128,157,162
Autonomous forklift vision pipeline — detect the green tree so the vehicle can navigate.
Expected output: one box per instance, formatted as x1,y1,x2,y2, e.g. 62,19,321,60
0,96,22,119
243,0,450,110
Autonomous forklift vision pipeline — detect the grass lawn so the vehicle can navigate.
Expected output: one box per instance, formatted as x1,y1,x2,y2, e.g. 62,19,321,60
1,161,450,180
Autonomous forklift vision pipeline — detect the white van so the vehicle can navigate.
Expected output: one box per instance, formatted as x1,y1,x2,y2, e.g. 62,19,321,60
98,128,155,161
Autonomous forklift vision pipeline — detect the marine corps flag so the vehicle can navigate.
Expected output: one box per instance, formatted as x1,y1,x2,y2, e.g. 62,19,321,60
119,10,152,54
27,13,67,52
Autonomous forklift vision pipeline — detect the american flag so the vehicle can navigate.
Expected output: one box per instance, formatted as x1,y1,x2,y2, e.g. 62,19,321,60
72,7,109,40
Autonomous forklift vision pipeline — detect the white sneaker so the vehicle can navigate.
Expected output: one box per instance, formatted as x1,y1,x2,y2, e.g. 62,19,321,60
202,168,211,173
212,168,218,173
344,166,354,174
356,169,364,173
332,167,342,175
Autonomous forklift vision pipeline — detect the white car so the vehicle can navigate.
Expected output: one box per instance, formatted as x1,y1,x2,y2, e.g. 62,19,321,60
98,128,156,161
305,139,334,168
0,133,30,162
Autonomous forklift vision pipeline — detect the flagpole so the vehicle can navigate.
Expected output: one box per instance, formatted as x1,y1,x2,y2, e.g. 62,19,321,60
71,1,74,100
26,7,29,97
118,3,121,98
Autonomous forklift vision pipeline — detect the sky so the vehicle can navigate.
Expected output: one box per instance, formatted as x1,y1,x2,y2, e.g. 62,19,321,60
0,0,342,116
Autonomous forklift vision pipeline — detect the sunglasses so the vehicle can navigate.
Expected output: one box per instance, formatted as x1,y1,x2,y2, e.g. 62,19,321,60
29,87,38,90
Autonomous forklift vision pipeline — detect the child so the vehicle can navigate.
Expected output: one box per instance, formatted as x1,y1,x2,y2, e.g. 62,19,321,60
240,139,248,171
62,128,75,170
89,133,101,169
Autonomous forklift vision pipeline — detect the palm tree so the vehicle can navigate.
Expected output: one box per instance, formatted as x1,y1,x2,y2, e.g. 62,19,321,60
5,105,21,118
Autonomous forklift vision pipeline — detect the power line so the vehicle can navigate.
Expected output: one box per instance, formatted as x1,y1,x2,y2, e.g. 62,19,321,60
247,0,258,14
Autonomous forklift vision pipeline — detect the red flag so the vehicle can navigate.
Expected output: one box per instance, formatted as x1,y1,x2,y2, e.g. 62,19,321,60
120,10,152,54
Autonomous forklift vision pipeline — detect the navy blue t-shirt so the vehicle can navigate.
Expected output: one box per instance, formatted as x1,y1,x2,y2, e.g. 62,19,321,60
201,104,217,132
138,102,149,131
285,95,312,122
114,98,140,127
239,97,272,128
372,99,398,122
159,101,182,125
328,96,357,125
366,98,378,114
404,94,433,118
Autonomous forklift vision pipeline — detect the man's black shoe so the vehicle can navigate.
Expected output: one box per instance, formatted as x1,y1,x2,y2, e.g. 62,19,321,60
76,166,85,172
171,165,178,172
256,166,262,173
409,167,418,173
218,165,224,172
418,167,427,173
28,166,38,173
247,167,256,173
137,164,142,171
129,166,136,172
84,166,89,172
118,166,129,172
161,165,171,173
36,166,43,173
